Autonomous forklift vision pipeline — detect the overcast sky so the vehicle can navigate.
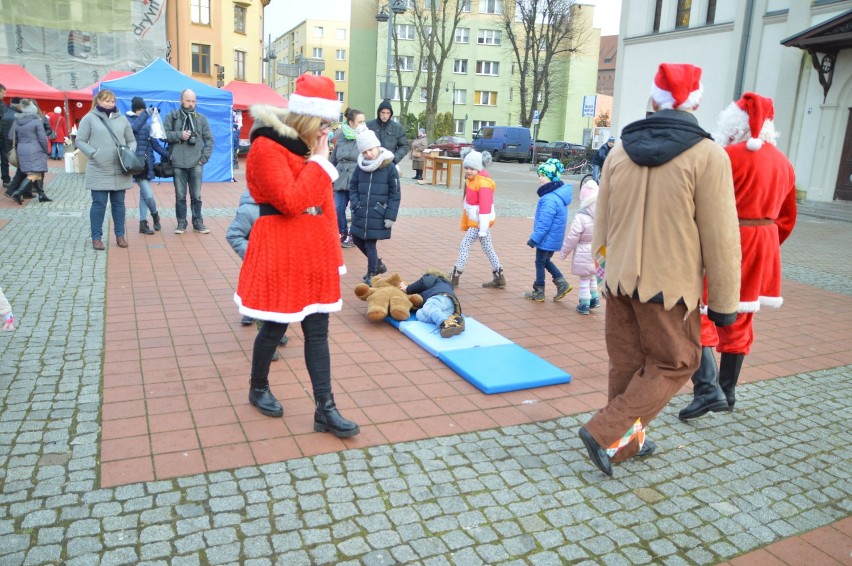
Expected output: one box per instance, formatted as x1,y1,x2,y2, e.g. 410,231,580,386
264,0,622,41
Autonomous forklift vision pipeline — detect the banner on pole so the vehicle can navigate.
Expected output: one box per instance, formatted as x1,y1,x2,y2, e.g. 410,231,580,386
582,95,597,118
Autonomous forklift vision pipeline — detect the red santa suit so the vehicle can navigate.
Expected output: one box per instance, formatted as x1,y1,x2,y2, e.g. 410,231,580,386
235,105,345,323
701,95,797,354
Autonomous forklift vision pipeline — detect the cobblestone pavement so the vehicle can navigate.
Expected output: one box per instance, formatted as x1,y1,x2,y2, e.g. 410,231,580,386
0,171,850,565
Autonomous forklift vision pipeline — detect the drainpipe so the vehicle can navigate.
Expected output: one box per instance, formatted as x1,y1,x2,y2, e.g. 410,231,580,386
733,0,757,99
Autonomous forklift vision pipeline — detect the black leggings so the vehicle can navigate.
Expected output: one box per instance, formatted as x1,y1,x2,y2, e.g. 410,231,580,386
250,313,332,397
351,235,379,274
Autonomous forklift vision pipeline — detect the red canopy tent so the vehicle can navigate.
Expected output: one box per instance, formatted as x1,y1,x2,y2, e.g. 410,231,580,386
222,81,288,142
0,64,65,111
65,71,134,126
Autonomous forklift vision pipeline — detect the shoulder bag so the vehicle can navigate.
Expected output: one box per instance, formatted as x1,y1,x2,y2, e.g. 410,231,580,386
7,129,18,167
94,113,146,176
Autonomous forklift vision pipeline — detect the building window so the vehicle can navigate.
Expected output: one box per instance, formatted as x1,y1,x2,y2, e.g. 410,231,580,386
234,5,246,34
476,60,499,75
420,87,428,102
453,89,467,104
477,29,501,45
454,119,465,135
421,57,437,72
455,27,470,43
192,44,211,75
394,24,416,40
336,28,346,40
313,47,323,58
706,0,716,24
191,0,210,25
336,49,346,60
311,70,322,76
460,0,471,12
453,59,468,74
337,91,344,102
234,50,246,80
335,71,345,81
653,0,662,32
474,90,497,105
313,26,323,37
479,0,502,15
675,0,691,29
392,56,414,71
392,86,412,101
473,120,495,132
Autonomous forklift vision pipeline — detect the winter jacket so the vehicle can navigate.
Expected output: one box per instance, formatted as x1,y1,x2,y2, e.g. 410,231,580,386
348,155,401,241
75,109,136,191
330,136,360,192
594,109,741,316
410,135,427,168
47,112,67,142
127,111,169,181
460,174,497,232
1,107,20,151
365,100,409,164
561,199,596,277
529,180,572,251
9,114,49,174
225,189,259,260
405,273,459,309
163,107,214,168
235,105,344,323
592,142,611,166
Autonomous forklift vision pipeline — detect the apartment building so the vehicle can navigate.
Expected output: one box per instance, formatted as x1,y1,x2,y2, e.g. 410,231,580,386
614,0,852,203
271,19,351,109
164,0,267,87
597,34,617,96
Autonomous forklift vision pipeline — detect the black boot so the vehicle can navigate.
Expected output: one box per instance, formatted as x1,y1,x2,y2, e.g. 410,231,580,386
139,220,155,235
35,179,52,202
313,393,360,437
375,259,387,274
151,212,161,231
678,347,730,420
8,179,32,205
718,353,745,410
248,384,283,417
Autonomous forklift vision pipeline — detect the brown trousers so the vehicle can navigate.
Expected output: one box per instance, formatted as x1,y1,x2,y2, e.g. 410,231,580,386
585,294,700,463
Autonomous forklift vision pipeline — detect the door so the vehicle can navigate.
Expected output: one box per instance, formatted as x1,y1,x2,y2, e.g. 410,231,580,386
833,108,852,200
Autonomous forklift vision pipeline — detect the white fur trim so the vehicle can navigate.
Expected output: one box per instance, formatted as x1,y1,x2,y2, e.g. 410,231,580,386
235,293,342,323
649,83,703,111
287,93,340,121
746,138,763,151
249,104,300,140
699,305,708,315
339,264,347,275
738,300,761,313
308,155,339,182
759,296,783,308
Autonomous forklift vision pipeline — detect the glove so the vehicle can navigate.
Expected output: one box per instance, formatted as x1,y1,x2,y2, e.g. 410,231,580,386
384,219,395,229
707,309,737,327
3,312,14,332
526,239,536,248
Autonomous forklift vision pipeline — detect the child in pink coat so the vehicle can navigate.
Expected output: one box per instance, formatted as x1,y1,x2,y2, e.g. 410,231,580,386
560,179,600,314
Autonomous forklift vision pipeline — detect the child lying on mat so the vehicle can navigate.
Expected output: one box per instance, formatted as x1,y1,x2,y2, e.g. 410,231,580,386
400,269,465,338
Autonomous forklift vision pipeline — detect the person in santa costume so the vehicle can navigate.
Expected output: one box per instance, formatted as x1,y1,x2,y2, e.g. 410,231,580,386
577,63,741,476
234,74,359,438
678,92,797,421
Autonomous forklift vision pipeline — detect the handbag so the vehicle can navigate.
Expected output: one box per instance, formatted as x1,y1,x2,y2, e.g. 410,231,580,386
94,113,146,176
154,157,173,178
7,129,18,167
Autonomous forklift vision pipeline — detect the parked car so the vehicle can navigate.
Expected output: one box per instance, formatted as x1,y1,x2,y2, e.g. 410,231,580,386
428,135,472,157
530,139,550,162
547,141,586,160
472,126,532,162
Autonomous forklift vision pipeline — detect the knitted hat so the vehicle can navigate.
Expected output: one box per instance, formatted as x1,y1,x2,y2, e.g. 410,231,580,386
650,63,703,111
355,124,380,153
580,179,599,202
54,106,62,114
10,97,21,104
537,158,565,182
287,74,341,121
463,150,484,170
736,92,775,151
131,96,146,112
20,100,37,115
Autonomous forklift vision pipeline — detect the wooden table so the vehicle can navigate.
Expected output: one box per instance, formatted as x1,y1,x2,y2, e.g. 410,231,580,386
422,154,464,189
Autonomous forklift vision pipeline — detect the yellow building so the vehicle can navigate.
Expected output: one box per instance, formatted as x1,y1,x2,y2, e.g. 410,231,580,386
272,19,351,109
165,0,267,86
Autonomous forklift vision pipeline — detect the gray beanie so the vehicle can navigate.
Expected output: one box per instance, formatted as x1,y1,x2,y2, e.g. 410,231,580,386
355,124,380,153
20,100,38,115
463,150,484,170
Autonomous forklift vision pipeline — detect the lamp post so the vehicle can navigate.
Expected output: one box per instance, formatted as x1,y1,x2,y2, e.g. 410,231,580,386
445,81,456,133
375,0,407,100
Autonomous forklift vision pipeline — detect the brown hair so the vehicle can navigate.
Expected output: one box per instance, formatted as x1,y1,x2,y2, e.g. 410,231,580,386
92,89,116,110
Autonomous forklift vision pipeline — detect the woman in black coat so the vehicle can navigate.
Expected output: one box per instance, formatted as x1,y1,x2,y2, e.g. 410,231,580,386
348,125,401,284
6,99,51,204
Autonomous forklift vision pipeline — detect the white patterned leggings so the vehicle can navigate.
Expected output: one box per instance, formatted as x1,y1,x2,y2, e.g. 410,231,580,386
454,228,502,272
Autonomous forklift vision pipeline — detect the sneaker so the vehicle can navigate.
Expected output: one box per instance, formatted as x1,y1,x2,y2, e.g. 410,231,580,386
240,315,254,326
375,260,387,275
576,302,590,315
439,315,465,338
279,335,289,346
174,220,188,234
589,296,601,309
341,234,354,249
271,350,280,361
193,222,211,234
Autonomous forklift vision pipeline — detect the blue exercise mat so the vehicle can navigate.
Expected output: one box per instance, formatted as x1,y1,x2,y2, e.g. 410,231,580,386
385,313,416,329
439,343,572,394
398,316,512,357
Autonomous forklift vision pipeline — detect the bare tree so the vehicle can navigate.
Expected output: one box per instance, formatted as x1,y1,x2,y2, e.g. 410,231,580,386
501,0,587,127
390,0,466,140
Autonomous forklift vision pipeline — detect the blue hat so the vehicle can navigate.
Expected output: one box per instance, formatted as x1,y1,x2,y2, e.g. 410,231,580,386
537,158,565,182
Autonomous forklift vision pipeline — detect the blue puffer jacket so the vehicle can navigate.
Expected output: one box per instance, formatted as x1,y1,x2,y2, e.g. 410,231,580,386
348,157,401,241
529,180,573,252
127,111,168,181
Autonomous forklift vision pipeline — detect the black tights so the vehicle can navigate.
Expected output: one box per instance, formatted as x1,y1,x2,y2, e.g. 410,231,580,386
250,313,332,398
351,235,379,274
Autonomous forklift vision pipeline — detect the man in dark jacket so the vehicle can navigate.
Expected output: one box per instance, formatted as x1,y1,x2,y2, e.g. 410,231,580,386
365,99,408,165
591,136,614,183
1,95,20,188
164,89,214,234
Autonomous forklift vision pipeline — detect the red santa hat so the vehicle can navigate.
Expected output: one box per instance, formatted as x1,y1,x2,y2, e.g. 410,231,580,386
736,92,775,151
650,63,703,111
286,74,341,121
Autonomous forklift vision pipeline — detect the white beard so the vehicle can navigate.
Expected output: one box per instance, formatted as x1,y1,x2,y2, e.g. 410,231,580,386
712,102,778,148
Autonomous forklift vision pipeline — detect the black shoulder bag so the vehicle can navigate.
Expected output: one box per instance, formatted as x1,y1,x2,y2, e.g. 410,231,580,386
94,113,146,176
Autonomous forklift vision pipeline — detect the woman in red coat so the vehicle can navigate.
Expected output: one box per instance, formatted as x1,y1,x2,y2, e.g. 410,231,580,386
234,74,358,437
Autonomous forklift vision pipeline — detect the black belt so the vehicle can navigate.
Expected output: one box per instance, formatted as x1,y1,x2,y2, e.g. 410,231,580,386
259,204,323,216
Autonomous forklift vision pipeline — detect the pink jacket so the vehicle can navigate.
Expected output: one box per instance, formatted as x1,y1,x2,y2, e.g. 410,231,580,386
561,201,596,277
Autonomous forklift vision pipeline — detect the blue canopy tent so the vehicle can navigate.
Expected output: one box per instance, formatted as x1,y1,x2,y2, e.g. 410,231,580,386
96,58,234,182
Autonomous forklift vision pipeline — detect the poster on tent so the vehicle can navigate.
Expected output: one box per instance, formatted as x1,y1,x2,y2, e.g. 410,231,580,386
0,0,167,91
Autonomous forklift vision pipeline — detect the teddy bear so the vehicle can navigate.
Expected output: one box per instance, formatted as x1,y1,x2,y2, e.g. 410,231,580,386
354,272,423,322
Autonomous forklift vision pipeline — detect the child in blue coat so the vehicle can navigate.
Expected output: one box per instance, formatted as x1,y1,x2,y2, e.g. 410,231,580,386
525,158,573,302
